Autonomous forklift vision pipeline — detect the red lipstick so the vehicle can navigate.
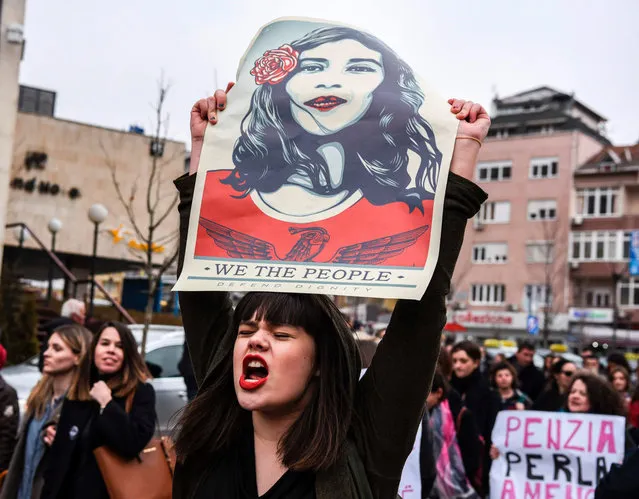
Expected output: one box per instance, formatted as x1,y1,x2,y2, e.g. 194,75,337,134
239,354,269,391
304,96,347,112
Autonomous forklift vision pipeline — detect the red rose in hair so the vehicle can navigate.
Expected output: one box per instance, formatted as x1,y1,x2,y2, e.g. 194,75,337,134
250,44,299,85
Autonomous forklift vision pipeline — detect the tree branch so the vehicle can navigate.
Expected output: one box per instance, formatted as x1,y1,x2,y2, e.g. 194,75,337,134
152,193,179,231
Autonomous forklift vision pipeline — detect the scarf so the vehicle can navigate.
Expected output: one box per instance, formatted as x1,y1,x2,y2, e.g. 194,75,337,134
428,400,479,499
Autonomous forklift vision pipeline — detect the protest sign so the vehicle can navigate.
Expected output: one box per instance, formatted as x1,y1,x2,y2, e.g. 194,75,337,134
490,411,625,499
174,17,458,299
398,421,422,498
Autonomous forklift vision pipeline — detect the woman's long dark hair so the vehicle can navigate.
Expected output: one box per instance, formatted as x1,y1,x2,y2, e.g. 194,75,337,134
567,372,626,416
175,293,361,471
490,361,520,391
87,321,151,397
224,26,442,213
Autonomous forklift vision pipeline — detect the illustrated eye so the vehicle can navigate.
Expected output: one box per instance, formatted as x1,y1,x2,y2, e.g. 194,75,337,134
301,64,324,73
347,65,377,73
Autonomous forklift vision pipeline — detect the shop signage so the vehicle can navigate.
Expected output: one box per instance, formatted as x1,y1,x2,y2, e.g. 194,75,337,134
568,307,613,324
452,310,569,331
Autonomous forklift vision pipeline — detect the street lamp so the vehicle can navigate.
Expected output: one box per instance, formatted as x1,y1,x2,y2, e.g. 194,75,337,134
88,204,108,317
46,218,62,303
13,225,30,268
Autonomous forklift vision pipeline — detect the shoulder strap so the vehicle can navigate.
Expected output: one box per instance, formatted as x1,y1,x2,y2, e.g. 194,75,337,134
455,405,467,432
124,389,136,413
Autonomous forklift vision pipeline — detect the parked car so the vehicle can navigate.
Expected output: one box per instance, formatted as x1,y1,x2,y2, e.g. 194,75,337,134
0,325,187,433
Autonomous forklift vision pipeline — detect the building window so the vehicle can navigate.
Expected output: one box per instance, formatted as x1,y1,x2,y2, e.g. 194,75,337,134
526,241,554,263
523,284,552,311
18,85,56,117
570,231,627,262
585,289,611,308
619,278,639,308
477,161,512,182
530,157,559,179
477,201,511,224
471,284,506,305
472,243,508,264
528,200,557,221
576,187,620,218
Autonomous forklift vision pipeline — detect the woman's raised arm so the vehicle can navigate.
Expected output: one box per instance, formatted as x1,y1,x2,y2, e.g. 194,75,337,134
175,84,236,386
352,99,490,497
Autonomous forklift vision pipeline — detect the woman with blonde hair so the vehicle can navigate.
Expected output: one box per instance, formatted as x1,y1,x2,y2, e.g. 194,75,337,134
41,321,157,499
0,324,92,499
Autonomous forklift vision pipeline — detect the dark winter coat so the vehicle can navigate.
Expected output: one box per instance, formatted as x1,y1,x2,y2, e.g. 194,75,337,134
450,369,499,444
507,355,545,401
171,172,487,499
40,382,156,499
532,382,565,412
0,376,19,471
0,399,63,499
419,390,482,498
595,440,639,498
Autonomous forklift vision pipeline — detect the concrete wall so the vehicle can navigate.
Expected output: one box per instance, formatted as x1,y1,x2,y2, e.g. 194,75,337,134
0,0,27,273
5,112,186,265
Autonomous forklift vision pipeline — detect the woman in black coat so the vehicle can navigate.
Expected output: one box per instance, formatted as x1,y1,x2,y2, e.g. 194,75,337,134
532,358,577,412
450,340,500,495
40,322,156,499
450,341,500,445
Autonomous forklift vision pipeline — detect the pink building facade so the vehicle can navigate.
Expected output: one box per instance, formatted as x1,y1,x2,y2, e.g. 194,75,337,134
449,87,609,341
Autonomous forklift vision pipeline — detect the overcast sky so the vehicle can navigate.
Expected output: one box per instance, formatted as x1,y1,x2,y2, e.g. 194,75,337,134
19,0,639,147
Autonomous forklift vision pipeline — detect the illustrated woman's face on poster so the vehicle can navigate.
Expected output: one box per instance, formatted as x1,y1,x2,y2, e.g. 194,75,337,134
285,39,385,136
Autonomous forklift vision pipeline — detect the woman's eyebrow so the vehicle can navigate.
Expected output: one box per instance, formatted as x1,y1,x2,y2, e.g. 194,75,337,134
299,57,328,64
239,320,260,328
348,58,382,67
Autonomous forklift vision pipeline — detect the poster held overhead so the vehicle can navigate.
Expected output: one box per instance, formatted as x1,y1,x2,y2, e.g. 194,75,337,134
174,17,458,299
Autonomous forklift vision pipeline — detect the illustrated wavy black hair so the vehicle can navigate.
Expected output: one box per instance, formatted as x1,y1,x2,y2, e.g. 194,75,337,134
224,26,442,213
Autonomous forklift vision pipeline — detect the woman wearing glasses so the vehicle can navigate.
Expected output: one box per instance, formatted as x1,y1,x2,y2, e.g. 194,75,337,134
531,358,577,412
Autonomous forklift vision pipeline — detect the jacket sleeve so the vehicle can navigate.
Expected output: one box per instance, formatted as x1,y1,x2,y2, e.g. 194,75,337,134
94,383,156,459
352,173,487,497
456,408,482,487
174,173,234,386
595,447,639,499
418,412,437,497
0,384,19,470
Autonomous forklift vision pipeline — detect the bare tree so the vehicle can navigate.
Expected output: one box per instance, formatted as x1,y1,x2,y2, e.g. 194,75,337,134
529,217,568,347
102,76,181,357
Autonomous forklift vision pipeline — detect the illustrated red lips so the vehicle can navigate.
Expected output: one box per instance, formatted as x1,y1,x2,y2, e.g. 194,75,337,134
240,354,269,390
304,96,347,112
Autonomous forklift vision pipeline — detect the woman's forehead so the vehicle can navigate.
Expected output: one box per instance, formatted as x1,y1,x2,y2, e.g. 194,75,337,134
299,39,382,64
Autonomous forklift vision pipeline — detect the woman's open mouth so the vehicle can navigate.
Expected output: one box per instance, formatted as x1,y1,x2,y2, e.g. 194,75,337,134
240,354,269,390
304,96,347,112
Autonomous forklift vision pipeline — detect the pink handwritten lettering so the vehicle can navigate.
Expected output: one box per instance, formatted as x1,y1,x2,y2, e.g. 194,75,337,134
565,420,585,452
524,482,541,499
597,421,616,454
545,483,560,499
501,479,516,499
505,416,522,447
400,485,414,498
547,418,561,450
524,417,542,448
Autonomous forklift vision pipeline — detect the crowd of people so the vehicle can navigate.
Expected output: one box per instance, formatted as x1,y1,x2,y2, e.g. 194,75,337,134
396,337,639,498
0,312,158,499
1,80,638,499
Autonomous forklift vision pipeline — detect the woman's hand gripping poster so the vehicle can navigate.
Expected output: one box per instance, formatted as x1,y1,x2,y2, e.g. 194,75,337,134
175,17,459,299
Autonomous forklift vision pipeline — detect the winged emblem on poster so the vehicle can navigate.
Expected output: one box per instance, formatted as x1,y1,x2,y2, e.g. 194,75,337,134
199,217,429,265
